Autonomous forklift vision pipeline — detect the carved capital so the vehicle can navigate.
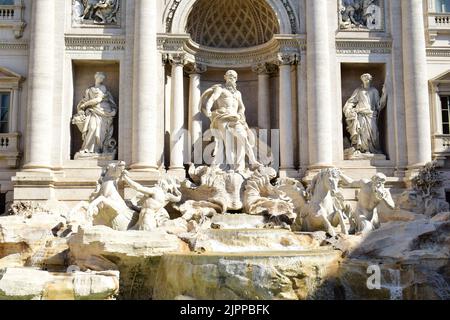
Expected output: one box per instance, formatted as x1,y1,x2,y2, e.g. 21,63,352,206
276,53,299,66
168,53,186,66
252,62,277,75
185,63,207,75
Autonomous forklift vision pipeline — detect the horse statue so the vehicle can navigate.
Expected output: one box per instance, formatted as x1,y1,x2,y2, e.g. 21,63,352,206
298,168,349,236
87,161,138,231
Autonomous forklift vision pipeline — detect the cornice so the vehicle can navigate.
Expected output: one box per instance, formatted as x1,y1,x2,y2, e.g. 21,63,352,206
64,36,126,52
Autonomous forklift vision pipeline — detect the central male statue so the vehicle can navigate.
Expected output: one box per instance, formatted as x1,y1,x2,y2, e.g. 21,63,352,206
201,70,262,172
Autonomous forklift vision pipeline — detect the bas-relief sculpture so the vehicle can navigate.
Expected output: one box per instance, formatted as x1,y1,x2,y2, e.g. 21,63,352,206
73,0,120,25
339,0,383,31
343,73,387,159
72,72,117,160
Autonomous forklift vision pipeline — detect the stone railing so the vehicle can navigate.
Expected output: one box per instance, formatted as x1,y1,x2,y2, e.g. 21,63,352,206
0,6,16,20
0,132,20,168
0,3,25,38
430,13,450,26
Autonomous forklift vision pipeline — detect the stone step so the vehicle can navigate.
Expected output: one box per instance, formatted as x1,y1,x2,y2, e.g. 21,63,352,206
210,214,266,229
193,228,324,253
0,267,119,300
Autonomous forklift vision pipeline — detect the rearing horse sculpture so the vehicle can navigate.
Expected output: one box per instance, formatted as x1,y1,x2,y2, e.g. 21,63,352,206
299,168,349,236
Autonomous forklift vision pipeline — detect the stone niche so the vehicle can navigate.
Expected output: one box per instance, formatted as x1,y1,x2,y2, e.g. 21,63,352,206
340,63,388,159
191,67,281,166
200,68,260,128
70,60,120,160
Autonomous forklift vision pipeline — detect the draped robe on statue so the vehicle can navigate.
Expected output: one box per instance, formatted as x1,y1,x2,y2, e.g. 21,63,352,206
77,86,117,154
343,85,381,154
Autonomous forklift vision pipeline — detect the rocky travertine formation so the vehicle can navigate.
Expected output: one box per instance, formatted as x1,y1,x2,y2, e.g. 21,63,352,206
192,228,322,253
335,214,450,300
153,251,342,300
0,213,68,269
0,268,119,300
68,226,189,299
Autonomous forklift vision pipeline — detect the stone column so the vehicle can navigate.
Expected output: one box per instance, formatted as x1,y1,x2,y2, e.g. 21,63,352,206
402,0,432,168
252,63,275,131
131,0,159,171
306,0,333,169
23,0,55,171
10,88,19,133
185,63,206,165
277,53,297,174
169,53,186,174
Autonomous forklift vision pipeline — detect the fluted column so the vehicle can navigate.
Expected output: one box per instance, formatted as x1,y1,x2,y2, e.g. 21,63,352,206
169,53,186,173
10,88,19,133
131,0,159,171
277,53,297,173
253,63,275,131
186,63,206,165
23,0,55,171
306,0,333,169
402,0,432,168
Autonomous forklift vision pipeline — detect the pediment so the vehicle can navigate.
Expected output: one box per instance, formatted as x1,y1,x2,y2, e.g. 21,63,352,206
431,70,450,82
0,67,24,82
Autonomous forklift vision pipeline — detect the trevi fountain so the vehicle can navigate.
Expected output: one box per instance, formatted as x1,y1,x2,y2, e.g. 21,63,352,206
0,0,449,301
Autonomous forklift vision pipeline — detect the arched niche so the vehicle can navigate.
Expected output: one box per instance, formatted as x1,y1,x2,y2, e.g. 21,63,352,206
165,0,298,35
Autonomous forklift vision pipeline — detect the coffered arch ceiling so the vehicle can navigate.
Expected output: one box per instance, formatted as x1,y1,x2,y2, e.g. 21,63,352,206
165,0,298,36
186,0,280,49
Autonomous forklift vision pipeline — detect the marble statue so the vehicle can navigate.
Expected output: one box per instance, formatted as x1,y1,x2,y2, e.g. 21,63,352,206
85,162,186,232
87,161,137,231
340,172,395,234
72,72,117,160
244,167,296,229
343,73,387,157
122,172,182,231
275,177,307,220
180,164,245,214
298,168,349,236
73,0,120,24
201,70,263,172
398,162,450,217
339,0,382,30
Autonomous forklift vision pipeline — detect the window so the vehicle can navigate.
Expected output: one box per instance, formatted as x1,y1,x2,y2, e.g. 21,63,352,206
441,96,450,134
0,0,25,38
435,0,450,12
0,92,9,133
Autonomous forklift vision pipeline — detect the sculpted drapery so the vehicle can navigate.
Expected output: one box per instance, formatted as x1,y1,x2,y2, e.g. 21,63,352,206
73,72,117,157
343,73,386,154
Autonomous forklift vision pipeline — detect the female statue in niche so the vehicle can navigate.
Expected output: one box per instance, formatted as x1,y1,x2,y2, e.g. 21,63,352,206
72,72,117,159
343,73,387,157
